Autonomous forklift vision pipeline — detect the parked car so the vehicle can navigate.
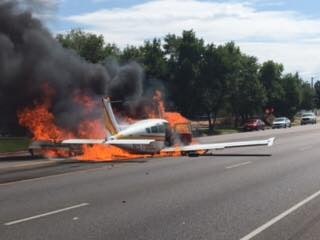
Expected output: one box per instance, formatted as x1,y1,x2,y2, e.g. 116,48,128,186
300,112,317,125
243,118,265,131
272,117,291,128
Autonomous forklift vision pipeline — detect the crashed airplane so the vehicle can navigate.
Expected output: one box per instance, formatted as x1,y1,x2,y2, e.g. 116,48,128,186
62,98,275,157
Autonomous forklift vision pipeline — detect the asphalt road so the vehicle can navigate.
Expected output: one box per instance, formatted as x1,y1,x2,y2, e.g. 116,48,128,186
2,124,320,240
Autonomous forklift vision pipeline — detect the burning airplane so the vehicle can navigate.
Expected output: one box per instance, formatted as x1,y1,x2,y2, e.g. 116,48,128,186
62,95,275,159
18,88,274,161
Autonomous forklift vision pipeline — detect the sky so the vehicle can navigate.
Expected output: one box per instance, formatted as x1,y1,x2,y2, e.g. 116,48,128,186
40,0,320,82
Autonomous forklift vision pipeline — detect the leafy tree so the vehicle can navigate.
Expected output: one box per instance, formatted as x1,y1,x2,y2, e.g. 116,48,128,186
103,43,121,60
140,38,167,80
259,60,284,112
198,44,225,132
219,42,244,127
314,81,320,108
278,73,302,118
300,82,315,110
235,55,266,122
56,29,106,63
164,30,205,116
120,45,143,63
54,29,316,131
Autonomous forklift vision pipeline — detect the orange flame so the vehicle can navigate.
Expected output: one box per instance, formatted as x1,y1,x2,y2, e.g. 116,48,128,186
18,102,74,142
152,90,189,126
18,86,191,161
79,145,146,162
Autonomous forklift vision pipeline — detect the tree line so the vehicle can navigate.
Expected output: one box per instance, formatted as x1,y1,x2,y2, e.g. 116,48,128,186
57,29,317,132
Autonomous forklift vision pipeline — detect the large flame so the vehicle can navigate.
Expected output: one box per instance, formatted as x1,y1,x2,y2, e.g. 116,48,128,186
18,86,190,161
18,84,74,142
153,90,189,127
18,102,74,142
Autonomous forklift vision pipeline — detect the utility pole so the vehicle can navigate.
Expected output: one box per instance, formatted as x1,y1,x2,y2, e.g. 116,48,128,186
311,77,314,88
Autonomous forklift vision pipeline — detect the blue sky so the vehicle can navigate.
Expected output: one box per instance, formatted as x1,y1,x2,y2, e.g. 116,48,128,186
52,0,149,30
54,0,320,16
42,0,320,80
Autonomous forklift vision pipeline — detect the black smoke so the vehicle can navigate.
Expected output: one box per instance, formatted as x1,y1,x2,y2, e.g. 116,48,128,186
0,1,147,134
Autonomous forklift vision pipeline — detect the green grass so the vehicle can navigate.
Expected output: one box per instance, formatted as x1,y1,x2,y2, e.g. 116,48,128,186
0,137,30,153
213,128,240,135
193,127,240,136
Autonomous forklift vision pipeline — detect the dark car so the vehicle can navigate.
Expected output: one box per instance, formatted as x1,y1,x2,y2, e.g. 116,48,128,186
300,112,317,125
243,119,265,131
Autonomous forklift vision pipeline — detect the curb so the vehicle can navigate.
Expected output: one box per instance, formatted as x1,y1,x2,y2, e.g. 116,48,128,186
0,159,64,174
0,151,30,158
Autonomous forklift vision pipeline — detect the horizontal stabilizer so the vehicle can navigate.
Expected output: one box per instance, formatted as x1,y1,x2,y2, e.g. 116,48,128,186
161,137,275,153
62,139,155,145
107,139,155,145
62,139,105,144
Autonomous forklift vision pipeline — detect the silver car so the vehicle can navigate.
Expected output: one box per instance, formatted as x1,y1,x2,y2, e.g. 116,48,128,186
301,112,317,125
272,117,291,128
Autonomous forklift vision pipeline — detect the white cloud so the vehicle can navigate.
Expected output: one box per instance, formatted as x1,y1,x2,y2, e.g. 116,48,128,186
65,0,320,78
240,42,320,77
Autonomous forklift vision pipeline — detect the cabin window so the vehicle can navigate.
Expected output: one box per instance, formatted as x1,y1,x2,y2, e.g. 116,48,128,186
158,125,165,133
151,126,158,133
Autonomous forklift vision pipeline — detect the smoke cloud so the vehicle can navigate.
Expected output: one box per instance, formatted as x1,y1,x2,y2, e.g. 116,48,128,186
0,1,147,134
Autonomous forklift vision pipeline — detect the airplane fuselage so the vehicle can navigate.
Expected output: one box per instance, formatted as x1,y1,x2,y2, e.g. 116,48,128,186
109,119,170,153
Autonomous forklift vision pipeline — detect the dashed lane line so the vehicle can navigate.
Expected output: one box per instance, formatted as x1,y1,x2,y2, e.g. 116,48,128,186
4,203,89,226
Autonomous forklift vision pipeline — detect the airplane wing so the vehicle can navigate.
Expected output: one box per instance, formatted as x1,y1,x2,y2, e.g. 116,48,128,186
62,139,155,145
161,137,275,153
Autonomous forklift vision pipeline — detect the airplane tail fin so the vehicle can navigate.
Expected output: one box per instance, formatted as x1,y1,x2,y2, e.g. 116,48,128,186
102,97,120,135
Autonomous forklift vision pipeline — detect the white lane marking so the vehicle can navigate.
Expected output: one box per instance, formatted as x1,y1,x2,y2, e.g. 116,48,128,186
4,203,89,226
239,189,320,240
226,161,252,169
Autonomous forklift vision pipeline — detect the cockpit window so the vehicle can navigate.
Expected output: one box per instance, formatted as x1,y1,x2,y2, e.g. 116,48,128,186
146,128,151,133
151,126,158,133
158,125,165,133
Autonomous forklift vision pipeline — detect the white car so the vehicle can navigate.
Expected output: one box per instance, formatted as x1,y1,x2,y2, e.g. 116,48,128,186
272,117,291,128
300,113,317,125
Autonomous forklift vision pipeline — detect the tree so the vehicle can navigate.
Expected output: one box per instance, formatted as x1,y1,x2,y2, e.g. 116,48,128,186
140,38,167,80
198,43,230,132
235,55,266,122
103,43,121,60
120,45,143,63
314,81,320,108
259,60,285,114
300,82,315,110
54,29,316,132
56,29,106,63
219,42,244,127
278,73,302,118
164,30,205,116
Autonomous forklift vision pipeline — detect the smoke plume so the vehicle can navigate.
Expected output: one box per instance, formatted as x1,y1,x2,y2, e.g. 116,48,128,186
0,1,146,134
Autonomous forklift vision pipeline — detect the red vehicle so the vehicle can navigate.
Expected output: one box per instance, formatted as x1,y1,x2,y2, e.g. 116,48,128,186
243,118,265,131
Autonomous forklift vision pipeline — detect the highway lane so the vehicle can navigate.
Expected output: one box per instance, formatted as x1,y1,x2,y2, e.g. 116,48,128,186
1,124,320,239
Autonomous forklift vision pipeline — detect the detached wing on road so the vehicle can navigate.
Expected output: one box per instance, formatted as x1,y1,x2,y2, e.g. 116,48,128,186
161,137,275,153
